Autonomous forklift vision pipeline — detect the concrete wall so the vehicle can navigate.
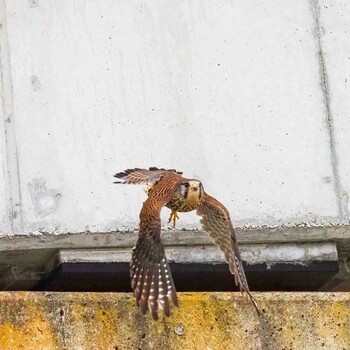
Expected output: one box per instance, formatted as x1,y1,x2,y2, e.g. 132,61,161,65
0,292,349,350
0,0,349,235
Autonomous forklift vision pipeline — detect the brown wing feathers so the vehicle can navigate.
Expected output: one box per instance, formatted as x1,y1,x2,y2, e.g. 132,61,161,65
114,167,182,185
128,175,181,319
115,167,257,318
197,193,259,314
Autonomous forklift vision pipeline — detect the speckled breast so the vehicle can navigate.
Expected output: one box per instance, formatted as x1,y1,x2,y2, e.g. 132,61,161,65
165,192,199,213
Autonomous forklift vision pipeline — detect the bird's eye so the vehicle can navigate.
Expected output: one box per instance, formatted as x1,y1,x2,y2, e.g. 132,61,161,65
184,183,189,188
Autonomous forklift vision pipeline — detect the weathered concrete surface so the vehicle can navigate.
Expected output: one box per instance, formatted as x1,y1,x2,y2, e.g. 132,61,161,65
0,227,347,290
0,0,349,234
318,0,350,220
0,225,349,251
0,292,349,350
57,241,338,265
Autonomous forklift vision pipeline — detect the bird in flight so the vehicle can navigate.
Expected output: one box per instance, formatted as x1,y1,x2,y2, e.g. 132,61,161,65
114,167,258,319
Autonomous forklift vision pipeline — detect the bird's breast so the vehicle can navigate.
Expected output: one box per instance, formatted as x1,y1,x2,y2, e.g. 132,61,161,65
166,191,201,212
186,191,201,206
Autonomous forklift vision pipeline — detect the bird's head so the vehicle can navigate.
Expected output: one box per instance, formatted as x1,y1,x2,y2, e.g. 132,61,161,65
180,180,203,199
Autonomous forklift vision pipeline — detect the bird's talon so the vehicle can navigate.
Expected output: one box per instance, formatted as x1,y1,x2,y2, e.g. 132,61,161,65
168,211,179,228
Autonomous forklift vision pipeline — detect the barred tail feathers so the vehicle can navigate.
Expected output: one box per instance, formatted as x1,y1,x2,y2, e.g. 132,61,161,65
130,236,178,320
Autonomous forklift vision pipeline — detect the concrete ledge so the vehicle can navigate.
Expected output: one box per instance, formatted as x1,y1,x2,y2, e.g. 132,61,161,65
57,242,338,265
0,292,349,350
1,225,350,251
0,227,348,290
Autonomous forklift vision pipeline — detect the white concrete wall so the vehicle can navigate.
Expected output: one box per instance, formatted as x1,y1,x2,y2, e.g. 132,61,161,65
0,0,349,234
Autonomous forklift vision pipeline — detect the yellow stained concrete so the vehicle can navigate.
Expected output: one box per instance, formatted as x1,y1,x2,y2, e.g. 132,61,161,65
0,292,349,350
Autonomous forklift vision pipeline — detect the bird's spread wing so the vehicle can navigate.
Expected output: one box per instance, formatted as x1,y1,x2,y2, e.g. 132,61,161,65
114,167,183,185
197,193,259,313
130,174,181,319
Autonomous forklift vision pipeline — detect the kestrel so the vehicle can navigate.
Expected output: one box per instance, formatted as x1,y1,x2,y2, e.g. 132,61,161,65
114,167,258,319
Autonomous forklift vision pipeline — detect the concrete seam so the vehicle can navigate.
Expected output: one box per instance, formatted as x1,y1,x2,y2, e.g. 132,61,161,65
310,0,350,220
0,0,24,233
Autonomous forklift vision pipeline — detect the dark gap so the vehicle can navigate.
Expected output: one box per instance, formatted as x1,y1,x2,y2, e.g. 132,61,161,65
34,261,339,292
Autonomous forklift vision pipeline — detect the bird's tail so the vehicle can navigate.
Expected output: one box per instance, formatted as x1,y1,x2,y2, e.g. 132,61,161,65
130,236,179,320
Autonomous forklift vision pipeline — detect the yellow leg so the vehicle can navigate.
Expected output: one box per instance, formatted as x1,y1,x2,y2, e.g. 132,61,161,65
168,210,179,228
